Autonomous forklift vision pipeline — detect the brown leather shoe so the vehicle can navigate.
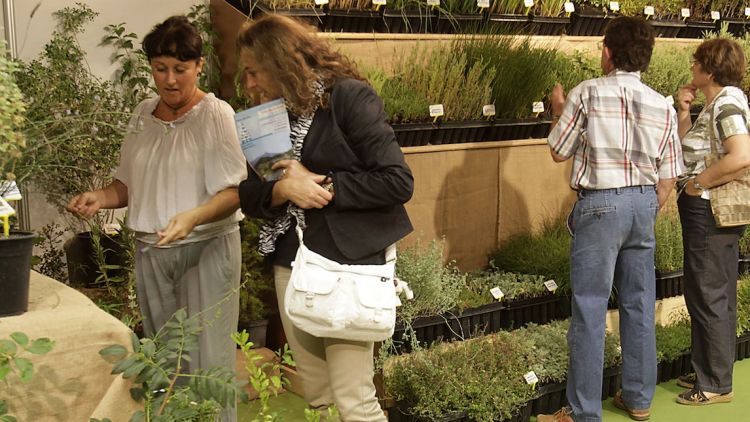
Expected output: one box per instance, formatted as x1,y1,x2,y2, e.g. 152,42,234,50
537,406,574,422
613,391,651,421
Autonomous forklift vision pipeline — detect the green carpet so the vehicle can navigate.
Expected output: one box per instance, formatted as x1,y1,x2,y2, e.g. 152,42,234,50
239,359,750,421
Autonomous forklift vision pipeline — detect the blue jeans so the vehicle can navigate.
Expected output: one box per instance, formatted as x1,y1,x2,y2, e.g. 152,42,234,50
567,186,658,422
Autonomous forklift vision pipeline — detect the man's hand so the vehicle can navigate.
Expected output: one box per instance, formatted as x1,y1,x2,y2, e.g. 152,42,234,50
551,83,566,117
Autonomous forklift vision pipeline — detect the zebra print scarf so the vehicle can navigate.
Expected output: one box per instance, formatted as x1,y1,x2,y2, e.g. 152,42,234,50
257,80,324,255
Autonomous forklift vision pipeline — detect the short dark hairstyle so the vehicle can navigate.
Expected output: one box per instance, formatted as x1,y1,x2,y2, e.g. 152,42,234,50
694,38,746,87
142,16,202,62
603,17,655,72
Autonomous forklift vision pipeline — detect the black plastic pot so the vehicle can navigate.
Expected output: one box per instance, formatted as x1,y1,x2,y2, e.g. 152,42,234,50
483,118,549,141
677,20,717,38
253,3,327,29
238,318,269,349
486,14,535,34
436,12,484,34
737,332,750,361
379,8,438,33
64,231,126,287
657,352,693,383
650,19,685,38
0,231,35,317
325,9,381,33
387,401,532,422
567,11,614,36
655,269,684,300
739,254,750,275
531,381,568,415
725,19,750,37
601,365,622,400
392,122,437,147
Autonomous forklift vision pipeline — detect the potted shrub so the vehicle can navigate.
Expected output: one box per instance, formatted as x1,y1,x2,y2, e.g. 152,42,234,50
617,0,685,37
677,0,718,38
438,0,483,34
0,41,35,318
655,313,693,382
654,211,684,300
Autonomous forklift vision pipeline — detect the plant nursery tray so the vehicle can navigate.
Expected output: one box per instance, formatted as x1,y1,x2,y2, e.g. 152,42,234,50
739,254,750,274
657,352,693,383
737,332,750,361
725,18,750,37
650,19,685,38
324,9,382,33
253,3,326,29
482,118,550,141
379,8,439,33
677,20,717,39
567,10,614,36
487,15,569,36
655,269,684,300
436,13,484,34
387,401,532,422
600,365,622,400
531,381,568,416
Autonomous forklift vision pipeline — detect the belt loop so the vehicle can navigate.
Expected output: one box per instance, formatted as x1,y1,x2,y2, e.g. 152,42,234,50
640,185,645,193
615,187,621,195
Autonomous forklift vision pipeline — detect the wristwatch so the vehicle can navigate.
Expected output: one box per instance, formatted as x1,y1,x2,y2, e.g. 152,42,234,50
692,177,706,192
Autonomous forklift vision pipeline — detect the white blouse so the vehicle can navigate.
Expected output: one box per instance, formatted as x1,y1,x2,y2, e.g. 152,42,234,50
115,93,247,244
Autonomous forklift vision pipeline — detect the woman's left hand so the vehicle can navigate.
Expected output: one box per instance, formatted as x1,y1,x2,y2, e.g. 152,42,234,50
273,159,315,179
157,209,200,246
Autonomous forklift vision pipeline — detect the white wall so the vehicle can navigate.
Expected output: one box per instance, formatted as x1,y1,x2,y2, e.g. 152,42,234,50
14,0,201,80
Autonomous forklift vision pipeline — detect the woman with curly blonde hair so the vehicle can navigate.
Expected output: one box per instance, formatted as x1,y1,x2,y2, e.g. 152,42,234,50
236,15,414,421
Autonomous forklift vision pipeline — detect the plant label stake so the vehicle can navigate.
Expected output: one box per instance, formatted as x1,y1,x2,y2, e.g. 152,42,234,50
483,104,496,119
429,104,444,124
477,0,489,10
544,280,558,292
373,0,386,11
532,101,544,118
314,0,328,5
428,0,440,6
746,7,750,18
523,371,539,389
644,6,654,19
681,8,690,21
609,2,619,12
564,2,575,15
490,286,504,301
524,0,534,14
0,197,15,237
711,11,720,21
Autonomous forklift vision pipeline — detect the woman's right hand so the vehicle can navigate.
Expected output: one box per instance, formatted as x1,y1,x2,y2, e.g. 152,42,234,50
66,191,103,218
677,84,697,112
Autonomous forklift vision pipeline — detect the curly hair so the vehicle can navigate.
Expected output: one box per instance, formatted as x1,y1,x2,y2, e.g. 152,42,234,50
236,15,364,116
694,38,746,88
603,16,655,73
143,15,202,62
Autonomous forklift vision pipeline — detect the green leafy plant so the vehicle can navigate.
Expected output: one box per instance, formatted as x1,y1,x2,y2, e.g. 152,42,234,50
655,311,692,363
737,276,750,336
32,223,67,281
642,45,695,101
101,22,153,107
98,309,246,421
0,332,55,422
239,219,276,322
187,3,223,96
458,270,551,309
654,211,683,273
0,41,27,197
550,50,601,93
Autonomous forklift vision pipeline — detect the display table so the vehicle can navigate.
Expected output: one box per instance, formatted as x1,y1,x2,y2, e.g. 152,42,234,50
0,271,141,421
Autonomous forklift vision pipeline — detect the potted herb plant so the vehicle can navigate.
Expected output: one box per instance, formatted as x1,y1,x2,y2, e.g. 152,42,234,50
0,41,35,318
654,211,684,300
655,313,693,382
736,276,750,360
325,0,383,33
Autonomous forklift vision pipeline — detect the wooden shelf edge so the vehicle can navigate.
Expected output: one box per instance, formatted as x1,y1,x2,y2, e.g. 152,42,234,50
401,138,548,154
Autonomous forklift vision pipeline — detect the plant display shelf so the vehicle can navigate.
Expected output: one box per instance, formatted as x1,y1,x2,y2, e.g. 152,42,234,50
655,269,684,300
393,118,550,147
531,365,623,415
392,293,562,353
657,352,693,383
386,401,533,422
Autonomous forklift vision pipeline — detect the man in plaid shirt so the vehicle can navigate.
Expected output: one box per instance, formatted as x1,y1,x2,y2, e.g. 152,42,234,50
538,17,685,422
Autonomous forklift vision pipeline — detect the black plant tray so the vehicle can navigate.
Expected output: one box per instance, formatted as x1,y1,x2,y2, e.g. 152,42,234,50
483,118,550,141
567,11,614,36
324,9,381,33
601,365,622,400
437,13,484,34
739,254,750,274
431,121,493,145
736,332,750,361
486,15,570,36
379,8,439,33
531,381,568,415
657,352,693,383
650,19,685,38
387,401,532,422
725,19,750,37
253,3,326,29
655,269,684,300
677,20,718,38
392,123,437,147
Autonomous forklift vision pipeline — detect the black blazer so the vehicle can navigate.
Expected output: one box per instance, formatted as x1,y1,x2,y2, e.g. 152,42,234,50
238,78,414,266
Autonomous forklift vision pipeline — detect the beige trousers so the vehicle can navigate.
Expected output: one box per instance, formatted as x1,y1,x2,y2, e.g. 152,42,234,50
274,266,387,422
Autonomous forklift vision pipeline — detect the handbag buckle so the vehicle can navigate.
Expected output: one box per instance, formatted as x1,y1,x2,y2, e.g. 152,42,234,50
305,292,315,307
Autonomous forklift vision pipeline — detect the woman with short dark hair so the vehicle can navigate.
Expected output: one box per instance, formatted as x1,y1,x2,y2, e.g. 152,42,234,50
236,15,414,422
67,15,246,421
675,37,750,406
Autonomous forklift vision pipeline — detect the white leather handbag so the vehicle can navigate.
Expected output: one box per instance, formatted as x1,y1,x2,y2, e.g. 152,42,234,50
284,225,410,342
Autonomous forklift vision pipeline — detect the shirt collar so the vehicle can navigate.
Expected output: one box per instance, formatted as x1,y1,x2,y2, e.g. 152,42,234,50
607,69,642,79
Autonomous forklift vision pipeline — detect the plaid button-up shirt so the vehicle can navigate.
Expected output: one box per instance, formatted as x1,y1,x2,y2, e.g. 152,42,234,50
548,70,685,190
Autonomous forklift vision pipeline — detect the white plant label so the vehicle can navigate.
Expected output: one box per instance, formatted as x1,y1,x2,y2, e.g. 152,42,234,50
609,2,619,12
103,223,121,236
746,7,750,17
490,286,504,301
477,0,490,8
544,280,558,292
532,101,545,114
681,8,690,18
644,6,654,16
483,104,496,117
524,371,539,385
711,11,720,20
666,95,674,105
428,0,440,6
429,104,444,117
0,197,15,218
314,0,329,5
373,0,387,5
564,2,575,13
524,0,534,7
